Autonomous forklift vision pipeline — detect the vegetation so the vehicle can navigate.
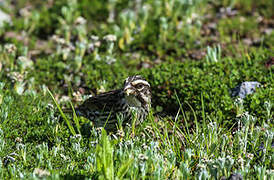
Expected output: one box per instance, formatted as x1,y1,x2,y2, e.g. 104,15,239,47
0,0,273,179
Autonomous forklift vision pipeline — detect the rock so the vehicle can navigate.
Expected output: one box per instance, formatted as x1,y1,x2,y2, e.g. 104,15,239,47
220,173,243,180
228,173,243,180
231,81,261,99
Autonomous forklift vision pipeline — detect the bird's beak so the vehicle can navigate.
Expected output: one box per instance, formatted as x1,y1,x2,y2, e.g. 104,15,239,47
124,85,134,96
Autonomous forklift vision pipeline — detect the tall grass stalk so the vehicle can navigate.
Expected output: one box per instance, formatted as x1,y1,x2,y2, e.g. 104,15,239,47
47,88,76,135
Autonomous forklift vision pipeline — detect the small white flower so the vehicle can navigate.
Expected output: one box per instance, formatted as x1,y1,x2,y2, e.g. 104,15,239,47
33,168,50,177
60,154,68,160
103,34,117,42
8,72,24,82
138,154,148,161
15,137,23,143
75,16,86,25
4,44,17,54
197,163,206,169
141,143,148,150
47,103,54,109
73,91,83,102
94,41,101,47
96,127,103,132
246,153,254,160
116,130,125,138
75,134,82,140
90,35,99,41
18,56,33,70
19,7,31,17
59,96,70,102
51,35,66,45
238,157,244,165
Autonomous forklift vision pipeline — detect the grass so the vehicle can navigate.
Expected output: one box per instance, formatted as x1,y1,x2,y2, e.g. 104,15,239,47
0,0,273,179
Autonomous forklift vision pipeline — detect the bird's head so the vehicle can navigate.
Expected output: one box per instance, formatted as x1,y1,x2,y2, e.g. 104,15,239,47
123,75,151,109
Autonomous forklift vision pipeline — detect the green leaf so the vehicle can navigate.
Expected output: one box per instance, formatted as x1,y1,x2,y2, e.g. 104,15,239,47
117,158,134,179
96,129,114,180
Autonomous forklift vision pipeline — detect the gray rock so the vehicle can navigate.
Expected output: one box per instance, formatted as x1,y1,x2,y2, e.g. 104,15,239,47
231,81,261,99
220,173,243,180
228,173,243,180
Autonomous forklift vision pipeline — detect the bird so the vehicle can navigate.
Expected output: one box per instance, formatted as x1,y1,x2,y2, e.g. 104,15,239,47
75,75,151,131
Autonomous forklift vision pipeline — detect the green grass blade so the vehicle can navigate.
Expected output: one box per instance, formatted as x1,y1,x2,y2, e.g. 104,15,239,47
175,91,190,136
185,101,199,135
47,88,76,136
201,92,206,132
69,101,81,134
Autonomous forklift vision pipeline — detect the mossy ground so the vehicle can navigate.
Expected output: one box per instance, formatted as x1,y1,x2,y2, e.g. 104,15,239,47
0,0,273,179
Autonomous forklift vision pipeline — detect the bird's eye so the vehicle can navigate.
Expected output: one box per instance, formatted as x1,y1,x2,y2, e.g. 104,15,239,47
136,84,143,89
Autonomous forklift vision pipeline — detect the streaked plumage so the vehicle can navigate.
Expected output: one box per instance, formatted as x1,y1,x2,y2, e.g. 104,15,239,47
76,75,151,131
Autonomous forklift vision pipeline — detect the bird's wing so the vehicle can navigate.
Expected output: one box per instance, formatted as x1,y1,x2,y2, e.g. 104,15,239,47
76,89,123,121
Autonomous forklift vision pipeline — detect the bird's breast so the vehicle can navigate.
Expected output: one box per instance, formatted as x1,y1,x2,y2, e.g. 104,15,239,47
125,95,142,107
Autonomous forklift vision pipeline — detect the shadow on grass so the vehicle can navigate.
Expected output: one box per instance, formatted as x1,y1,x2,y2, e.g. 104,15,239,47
62,173,98,180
